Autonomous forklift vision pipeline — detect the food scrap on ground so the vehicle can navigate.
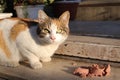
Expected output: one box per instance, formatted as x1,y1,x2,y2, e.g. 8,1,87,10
73,64,111,78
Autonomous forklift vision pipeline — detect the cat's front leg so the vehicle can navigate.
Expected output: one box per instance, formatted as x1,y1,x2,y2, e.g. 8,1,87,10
29,57,42,69
40,57,52,62
21,49,42,69
30,60,42,69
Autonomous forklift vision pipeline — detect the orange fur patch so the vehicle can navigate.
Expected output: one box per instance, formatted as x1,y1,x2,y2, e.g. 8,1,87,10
52,19,60,26
10,21,28,40
52,19,69,35
0,30,11,58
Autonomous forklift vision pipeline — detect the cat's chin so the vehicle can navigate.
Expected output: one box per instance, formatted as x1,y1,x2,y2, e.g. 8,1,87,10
38,38,57,45
44,40,63,45
45,40,60,45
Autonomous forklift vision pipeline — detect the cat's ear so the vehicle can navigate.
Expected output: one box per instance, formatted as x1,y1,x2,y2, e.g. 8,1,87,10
59,11,70,27
38,10,49,23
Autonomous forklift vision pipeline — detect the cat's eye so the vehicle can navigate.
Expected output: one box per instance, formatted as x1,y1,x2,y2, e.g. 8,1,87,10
57,29,62,33
43,29,50,33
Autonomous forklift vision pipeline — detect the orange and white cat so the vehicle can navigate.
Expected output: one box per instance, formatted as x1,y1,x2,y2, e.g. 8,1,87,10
0,10,70,69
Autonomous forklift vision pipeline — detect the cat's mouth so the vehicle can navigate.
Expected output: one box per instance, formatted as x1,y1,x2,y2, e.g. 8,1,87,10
37,37,56,45
49,39,56,43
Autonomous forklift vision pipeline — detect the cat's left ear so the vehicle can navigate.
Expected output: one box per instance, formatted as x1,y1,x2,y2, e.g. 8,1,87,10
38,10,49,23
59,11,70,27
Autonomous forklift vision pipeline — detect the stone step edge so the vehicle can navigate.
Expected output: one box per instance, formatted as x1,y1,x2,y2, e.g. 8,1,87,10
55,36,120,62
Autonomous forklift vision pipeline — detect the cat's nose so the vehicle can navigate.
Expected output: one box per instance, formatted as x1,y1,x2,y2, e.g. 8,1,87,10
50,36,56,41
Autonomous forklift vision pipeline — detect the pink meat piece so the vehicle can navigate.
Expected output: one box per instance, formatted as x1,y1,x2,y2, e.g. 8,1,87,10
104,64,111,76
73,67,89,78
88,64,105,77
73,64,111,78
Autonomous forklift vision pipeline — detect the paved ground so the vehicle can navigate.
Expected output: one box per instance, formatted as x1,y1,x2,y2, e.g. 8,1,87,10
0,57,120,80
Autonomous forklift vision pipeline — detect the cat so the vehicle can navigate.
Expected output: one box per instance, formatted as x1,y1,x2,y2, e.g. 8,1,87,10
0,10,70,69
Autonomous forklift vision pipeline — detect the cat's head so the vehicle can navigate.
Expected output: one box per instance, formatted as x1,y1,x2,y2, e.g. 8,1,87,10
37,10,70,45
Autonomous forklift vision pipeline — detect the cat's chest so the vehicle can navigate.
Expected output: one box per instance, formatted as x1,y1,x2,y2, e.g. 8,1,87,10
35,44,58,57
39,44,58,52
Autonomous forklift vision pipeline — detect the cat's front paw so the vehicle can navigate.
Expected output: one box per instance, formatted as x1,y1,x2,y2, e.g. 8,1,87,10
31,62,42,69
41,57,51,62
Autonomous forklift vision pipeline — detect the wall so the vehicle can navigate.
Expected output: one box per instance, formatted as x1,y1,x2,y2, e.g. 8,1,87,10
76,0,120,21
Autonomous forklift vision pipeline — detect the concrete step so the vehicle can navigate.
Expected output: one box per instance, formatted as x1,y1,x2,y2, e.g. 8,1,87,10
69,21,120,39
79,0,120,5
76,2,120,21
56,35,120,62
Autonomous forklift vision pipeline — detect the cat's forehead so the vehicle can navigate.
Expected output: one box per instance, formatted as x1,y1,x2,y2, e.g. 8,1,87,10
39,18,67,30
51,19,60,25
51,18,67,29
51,19,60,29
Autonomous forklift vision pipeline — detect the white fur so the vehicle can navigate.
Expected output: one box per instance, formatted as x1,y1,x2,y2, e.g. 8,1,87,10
0,19,20,67
0,19,68,69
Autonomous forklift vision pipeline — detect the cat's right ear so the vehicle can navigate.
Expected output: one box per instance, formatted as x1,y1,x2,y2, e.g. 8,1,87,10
38,10,49,23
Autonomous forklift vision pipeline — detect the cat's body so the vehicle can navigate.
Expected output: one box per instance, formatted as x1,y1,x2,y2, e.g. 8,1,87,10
0,10,70,69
